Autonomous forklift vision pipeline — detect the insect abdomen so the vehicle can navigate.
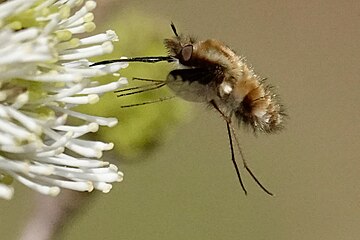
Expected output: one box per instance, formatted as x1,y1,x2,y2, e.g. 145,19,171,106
234,81,284,133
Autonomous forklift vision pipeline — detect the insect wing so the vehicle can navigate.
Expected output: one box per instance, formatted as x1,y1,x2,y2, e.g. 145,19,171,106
166,68,215,102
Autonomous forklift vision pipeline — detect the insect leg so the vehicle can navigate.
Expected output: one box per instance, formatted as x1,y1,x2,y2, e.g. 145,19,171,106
210,100,273,196
116,77,174,108
116,82,166,97
209,100,247,195
121,96,175,108
227,123,274,196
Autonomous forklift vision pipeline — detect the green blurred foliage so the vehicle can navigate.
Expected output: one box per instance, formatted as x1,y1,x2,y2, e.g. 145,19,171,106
77,12,190,160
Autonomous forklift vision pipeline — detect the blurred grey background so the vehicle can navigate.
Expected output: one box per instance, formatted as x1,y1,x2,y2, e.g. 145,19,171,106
1,1,359,239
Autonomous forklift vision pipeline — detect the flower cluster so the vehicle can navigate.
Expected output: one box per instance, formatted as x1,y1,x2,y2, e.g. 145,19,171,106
0,0,127,200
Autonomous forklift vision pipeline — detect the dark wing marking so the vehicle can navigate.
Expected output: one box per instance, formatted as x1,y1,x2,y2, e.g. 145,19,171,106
168,68,216,85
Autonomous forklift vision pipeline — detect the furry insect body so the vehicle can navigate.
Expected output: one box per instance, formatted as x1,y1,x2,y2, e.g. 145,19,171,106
92,23,286,195
164,32,284,133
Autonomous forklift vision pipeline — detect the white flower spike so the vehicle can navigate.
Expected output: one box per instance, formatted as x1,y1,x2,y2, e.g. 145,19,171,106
0,0,127,200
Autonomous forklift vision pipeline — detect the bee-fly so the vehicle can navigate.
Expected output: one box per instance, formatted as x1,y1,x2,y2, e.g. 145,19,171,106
91,23,286,195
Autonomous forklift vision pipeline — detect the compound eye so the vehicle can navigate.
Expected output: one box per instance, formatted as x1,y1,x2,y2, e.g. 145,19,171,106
181,45,193,61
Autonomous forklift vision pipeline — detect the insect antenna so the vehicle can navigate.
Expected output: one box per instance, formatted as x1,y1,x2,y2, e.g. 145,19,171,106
170,22,179,37
90,56,175,67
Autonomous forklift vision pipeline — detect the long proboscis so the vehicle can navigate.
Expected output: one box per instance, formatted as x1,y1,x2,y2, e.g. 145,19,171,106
90,56,175,66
